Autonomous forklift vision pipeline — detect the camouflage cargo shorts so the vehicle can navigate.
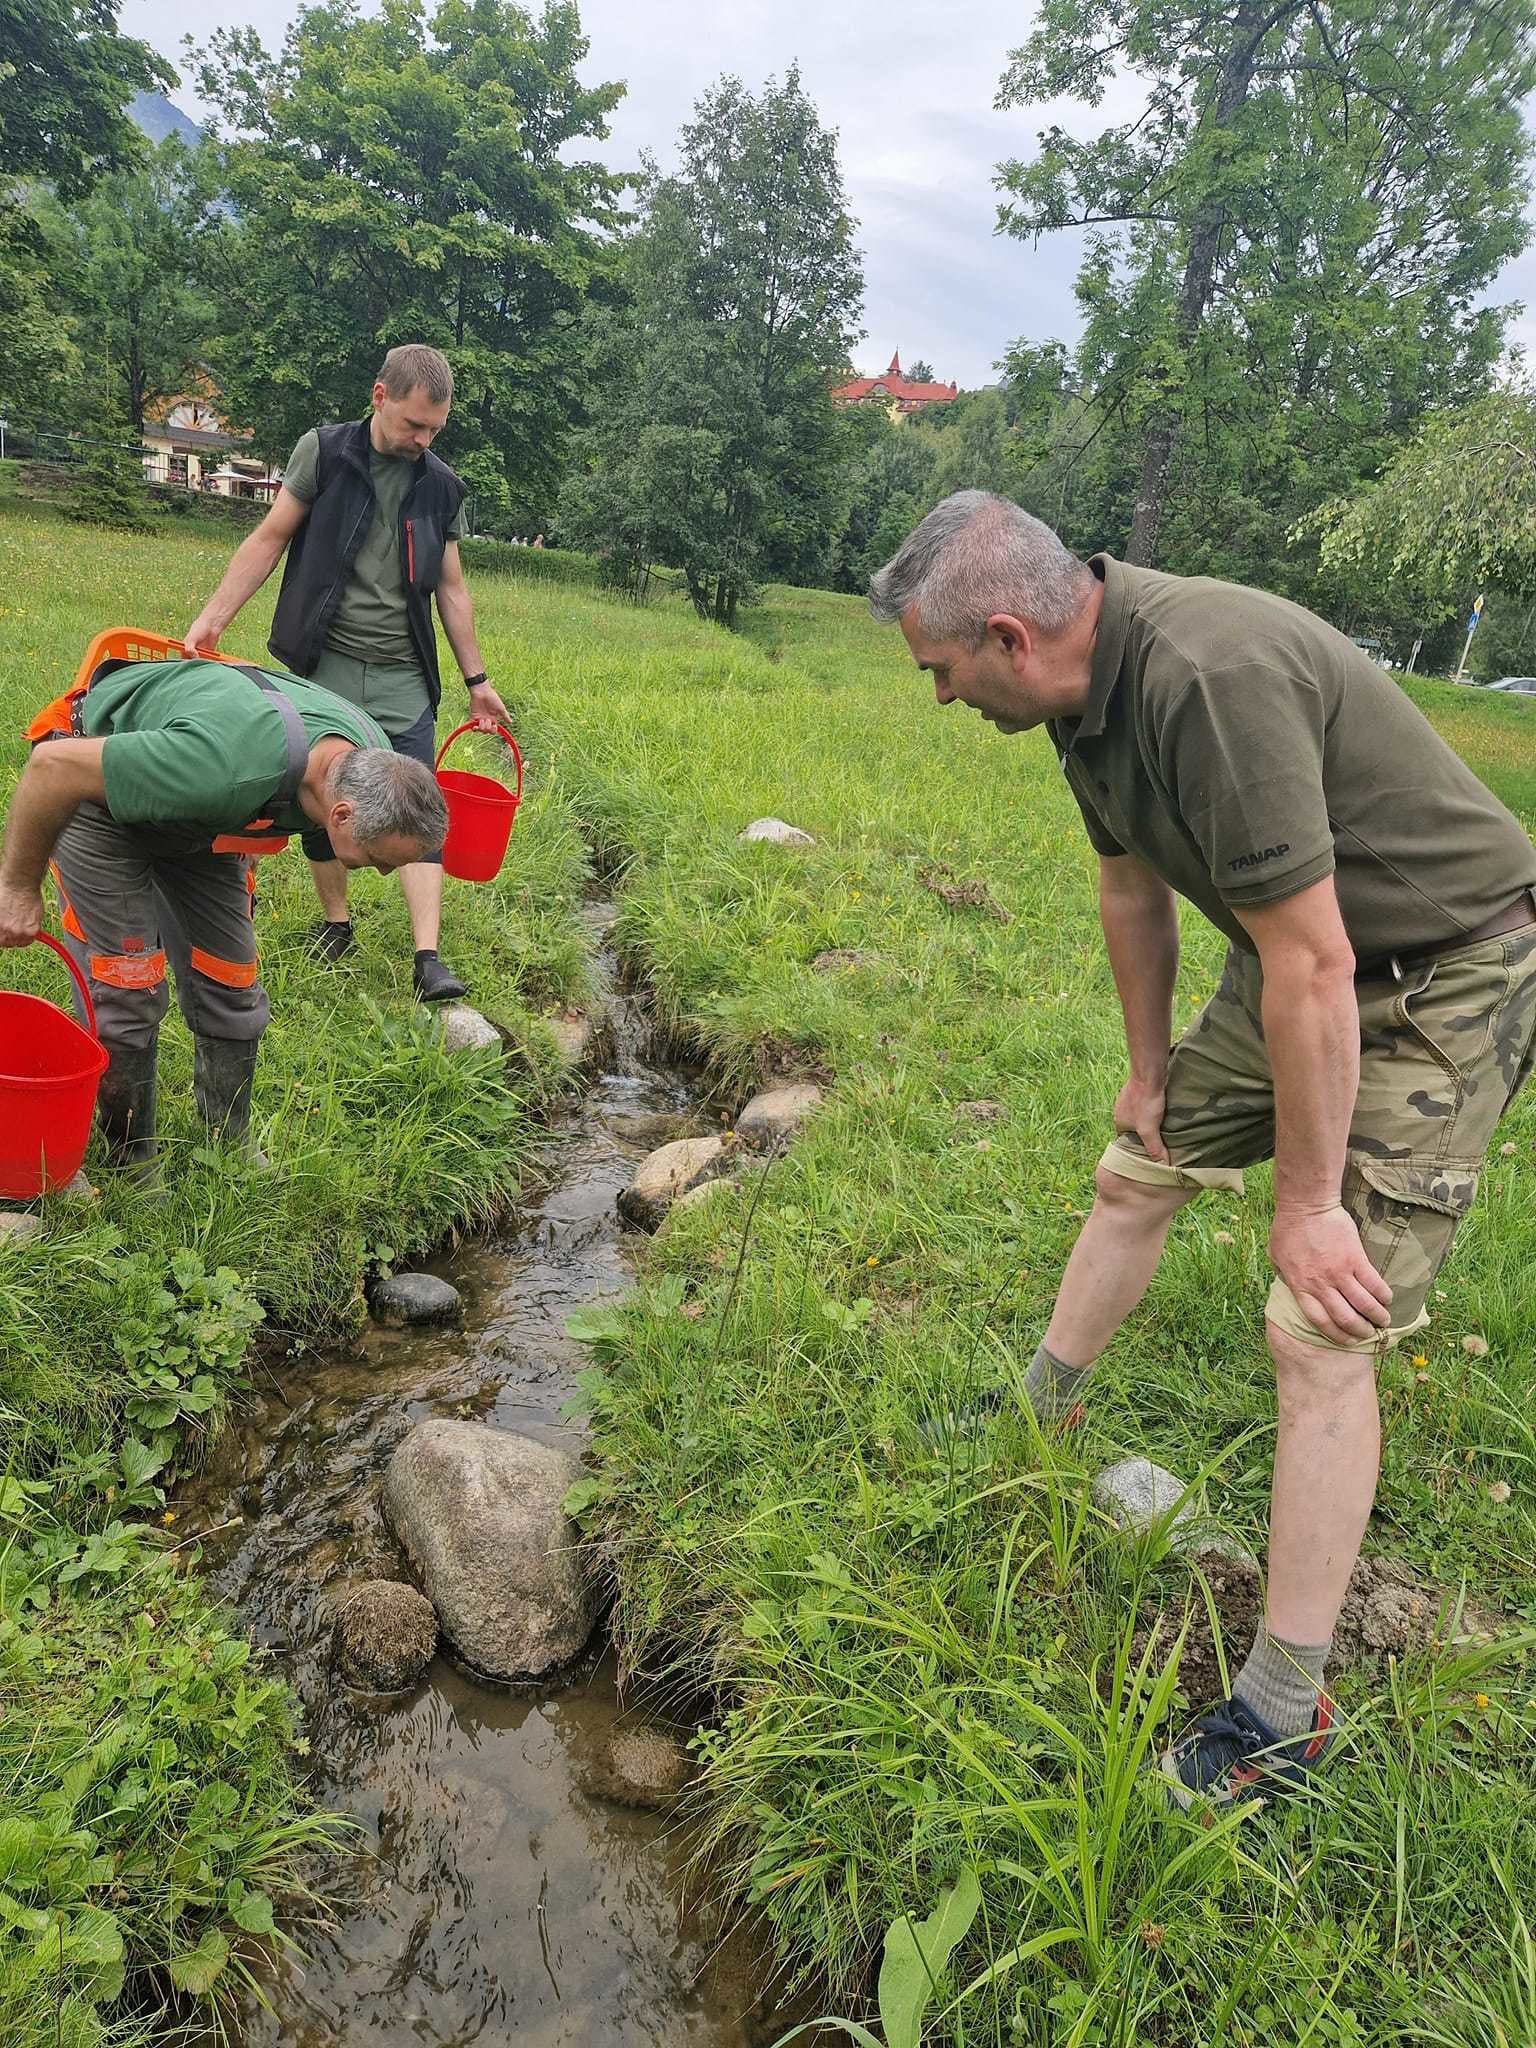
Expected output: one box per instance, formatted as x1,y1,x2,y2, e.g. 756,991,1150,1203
1101,925,1536,1352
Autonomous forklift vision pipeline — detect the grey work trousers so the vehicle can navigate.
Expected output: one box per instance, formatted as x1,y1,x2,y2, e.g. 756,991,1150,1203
51,801,269,1051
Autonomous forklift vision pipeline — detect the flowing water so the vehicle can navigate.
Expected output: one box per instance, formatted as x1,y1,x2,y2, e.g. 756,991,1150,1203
174,903,799,2046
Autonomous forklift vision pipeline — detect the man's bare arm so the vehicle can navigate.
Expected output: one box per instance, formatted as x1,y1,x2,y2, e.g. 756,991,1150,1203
1232,876,1392,1343
1099,851,1180,1162
0,741,109,945
435,542,510,731
183,486,311,653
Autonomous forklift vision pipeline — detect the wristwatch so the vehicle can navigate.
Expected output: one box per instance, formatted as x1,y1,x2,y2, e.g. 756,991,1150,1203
464,671,490,690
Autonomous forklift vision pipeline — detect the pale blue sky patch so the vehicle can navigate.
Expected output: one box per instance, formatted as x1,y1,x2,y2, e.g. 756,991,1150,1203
121,0,1536,391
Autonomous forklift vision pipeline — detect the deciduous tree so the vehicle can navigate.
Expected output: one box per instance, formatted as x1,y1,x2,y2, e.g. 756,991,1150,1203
188,0,626,517
559,69,862,624
996,0,1536,570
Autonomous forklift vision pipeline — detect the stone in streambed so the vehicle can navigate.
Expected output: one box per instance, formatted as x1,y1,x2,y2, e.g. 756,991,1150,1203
735,1082,823,1152
371,1272,462,1327
579,1726,695,1811
738,817,815,847
618,1134,729,1231
673,1176,738,1215
334,1580,438,1691
548,1008,601,1067
383,1419,597,1680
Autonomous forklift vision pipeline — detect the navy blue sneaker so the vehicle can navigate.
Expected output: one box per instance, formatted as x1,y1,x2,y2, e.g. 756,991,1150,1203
1160,1693,1336,1809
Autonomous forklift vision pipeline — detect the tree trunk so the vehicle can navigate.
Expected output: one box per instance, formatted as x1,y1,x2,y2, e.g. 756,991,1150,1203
1126,1,1292,565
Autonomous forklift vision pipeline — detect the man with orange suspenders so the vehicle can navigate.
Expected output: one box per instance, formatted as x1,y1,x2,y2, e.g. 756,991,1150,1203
0,651,447,1182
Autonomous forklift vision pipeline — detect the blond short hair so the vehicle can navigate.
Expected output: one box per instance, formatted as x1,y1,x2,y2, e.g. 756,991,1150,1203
376,344,453,406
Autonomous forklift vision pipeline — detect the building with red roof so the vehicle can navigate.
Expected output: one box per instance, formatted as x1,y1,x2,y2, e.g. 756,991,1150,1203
832,352,959,415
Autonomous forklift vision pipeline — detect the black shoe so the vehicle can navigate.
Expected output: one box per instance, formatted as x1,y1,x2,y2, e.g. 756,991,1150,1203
193,1036,268,1165
307,919,356,963
97,1043,161,1188
413,952,468,1002
1160,1694,1337,1810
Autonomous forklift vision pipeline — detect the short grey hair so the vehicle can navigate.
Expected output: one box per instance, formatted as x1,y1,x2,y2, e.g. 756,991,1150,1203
330,748,448,852
377,343,453,405
869,490,1091,644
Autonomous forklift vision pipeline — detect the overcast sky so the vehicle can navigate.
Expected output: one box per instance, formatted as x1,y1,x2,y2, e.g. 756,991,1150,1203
121,0,1536,390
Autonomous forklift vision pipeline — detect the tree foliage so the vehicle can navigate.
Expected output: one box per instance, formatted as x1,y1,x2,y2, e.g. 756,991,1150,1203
0,0,167,423
32,138,215,429
996,0,1536,575
559,67,863,623
188,0,626,517
0,0,166,199
1307,387,1536,618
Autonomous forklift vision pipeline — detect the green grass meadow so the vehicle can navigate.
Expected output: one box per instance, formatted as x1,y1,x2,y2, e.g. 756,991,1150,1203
4,494,1536,2047
0,497,589,2047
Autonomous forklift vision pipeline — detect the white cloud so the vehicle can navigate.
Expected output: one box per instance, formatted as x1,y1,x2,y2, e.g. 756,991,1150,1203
121,0,1536,390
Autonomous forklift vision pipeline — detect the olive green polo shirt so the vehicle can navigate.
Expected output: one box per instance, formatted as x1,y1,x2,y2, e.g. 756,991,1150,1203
85,658,390,836
282,429,467,697
1048,557,1536,958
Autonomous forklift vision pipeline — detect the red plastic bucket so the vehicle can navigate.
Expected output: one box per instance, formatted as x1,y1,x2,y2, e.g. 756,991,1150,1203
434,721,524,883
0,934,110,1200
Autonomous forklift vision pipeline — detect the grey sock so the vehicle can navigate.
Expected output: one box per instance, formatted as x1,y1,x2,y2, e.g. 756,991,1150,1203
1233,1625,1331,1738
1021,1340,1094,1423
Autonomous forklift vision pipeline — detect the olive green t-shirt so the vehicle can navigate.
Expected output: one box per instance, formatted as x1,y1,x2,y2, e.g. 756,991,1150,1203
281,428,467,668
84,658,390,836
1049,556,1536,957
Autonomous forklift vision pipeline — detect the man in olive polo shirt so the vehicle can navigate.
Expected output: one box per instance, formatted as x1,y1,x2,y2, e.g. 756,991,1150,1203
871,490,1536,1808
0,657,447,1179
182,342,512,1002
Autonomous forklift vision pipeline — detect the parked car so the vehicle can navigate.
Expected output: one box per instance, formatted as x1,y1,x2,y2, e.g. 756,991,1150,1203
1483,676,1536,694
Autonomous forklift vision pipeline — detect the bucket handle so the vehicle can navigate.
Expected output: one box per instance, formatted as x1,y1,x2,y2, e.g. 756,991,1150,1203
434,722,523,802
19,933,100,1041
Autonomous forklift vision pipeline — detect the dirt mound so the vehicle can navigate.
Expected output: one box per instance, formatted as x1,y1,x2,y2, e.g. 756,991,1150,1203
1132,1549,1502,1707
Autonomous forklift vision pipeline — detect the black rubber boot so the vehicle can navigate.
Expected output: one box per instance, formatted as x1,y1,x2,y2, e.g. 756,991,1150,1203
193,1036,267,1165
412,950,468,1002
97,1043,161,1187
306,919,356,963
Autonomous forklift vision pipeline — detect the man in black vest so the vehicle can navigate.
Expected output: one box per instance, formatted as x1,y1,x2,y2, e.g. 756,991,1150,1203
183,344,511,1001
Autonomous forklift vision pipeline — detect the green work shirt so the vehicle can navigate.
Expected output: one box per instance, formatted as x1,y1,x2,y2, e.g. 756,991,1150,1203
1050,556,1536,958
84,658,389,837
282,428,467,679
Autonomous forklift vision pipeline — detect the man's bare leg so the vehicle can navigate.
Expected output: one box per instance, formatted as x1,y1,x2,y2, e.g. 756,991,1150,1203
398,861,442,952
1043,1166,1199,1365
1263,1322,1378,1644
308,856,350,923
1215,1321,1379,1740
400,862,465,1000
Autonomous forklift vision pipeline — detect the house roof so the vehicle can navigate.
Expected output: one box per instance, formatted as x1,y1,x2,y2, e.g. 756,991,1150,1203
142,423,252,451
832,352,959,404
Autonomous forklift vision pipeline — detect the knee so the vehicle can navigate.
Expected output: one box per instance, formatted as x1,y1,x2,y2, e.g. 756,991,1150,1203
1267,1321,1377,1410
1092,1162,1192,1221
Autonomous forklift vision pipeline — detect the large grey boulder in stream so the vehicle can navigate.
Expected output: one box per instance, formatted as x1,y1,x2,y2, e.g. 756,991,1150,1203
371,1272,462,1327
383,1420,597,1680
618,1134,729,1231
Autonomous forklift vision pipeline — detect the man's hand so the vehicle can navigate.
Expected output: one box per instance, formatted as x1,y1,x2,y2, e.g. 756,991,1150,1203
1270,1203,1392,1345
467,679,512,733
0,882,46,948
182,612,222,656
1113,1073,1169,1163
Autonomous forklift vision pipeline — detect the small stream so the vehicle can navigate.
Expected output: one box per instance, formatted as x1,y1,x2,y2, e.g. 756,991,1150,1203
174,902,796,2046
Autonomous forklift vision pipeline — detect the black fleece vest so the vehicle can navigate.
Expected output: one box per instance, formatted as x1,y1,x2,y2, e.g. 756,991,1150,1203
267,418,466,711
